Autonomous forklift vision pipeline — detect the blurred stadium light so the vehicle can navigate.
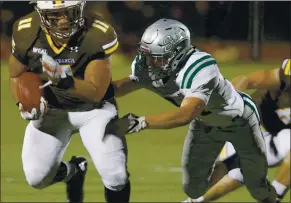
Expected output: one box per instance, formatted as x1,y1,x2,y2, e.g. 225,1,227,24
0,1,290,61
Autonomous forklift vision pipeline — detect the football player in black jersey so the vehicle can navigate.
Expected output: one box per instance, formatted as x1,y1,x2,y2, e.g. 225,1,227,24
9,1,130,202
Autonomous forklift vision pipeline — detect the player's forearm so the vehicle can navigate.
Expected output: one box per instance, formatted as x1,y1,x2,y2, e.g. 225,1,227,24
66,78,108,103
145,98,205,129
234,70,280,91
203,175,243,202
145,108,197,129
112,77,141,97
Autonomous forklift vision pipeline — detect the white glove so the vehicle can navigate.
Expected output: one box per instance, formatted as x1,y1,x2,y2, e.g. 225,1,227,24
18,97,47,120
42,53,70,85
123,113,147,133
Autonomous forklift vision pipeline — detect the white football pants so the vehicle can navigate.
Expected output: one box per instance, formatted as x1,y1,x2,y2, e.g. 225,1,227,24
21,104,129,191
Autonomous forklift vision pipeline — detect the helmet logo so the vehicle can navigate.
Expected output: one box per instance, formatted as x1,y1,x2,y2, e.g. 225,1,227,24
163,29,187,52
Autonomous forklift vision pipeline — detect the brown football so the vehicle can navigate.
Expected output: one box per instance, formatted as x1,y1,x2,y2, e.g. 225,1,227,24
16,72,43,112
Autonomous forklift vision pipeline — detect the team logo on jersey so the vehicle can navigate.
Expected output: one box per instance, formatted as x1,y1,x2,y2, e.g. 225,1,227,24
69,46,79,52
55,58,76,64
32,47,48,54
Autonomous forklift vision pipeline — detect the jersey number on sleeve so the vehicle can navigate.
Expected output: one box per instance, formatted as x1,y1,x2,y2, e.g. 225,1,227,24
92,20,109,33
18,18,32,31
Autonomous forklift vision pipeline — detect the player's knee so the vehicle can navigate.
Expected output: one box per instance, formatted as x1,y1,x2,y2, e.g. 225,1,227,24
23,166,51,189
245,180,272,201
101,168,129,191
228,168,244,183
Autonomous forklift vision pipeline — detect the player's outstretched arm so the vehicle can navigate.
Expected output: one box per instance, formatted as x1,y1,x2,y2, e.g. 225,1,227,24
232,68,281,91
112,76,142,97
125,62,218,133
145,97,206,129
125,97,206,133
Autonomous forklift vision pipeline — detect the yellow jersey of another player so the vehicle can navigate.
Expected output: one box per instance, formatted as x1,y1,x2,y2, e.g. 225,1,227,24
11,10,119,109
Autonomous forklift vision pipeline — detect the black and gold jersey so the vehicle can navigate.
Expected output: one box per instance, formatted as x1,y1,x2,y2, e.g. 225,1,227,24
12,10,119,109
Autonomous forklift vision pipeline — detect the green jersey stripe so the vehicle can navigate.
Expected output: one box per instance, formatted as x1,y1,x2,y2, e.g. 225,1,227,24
239,92,260,118
181,55,213,88
239,92,254,103
244,100,260,122
185,60,217,88
241,96,260,122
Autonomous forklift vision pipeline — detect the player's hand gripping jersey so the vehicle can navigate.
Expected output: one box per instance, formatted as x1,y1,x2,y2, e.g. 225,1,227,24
130,50,251,127
12,10,119,109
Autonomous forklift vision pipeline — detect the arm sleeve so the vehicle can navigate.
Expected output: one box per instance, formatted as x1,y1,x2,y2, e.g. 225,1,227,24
182,64,219,105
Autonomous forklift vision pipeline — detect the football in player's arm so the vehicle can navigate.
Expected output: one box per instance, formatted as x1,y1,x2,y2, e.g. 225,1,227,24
192,59,291,203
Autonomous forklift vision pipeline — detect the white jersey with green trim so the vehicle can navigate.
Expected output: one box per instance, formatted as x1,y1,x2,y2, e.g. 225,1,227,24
131,50,256,127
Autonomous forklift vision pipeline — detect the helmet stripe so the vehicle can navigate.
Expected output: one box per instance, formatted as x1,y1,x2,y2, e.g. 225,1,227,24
53,1,65,5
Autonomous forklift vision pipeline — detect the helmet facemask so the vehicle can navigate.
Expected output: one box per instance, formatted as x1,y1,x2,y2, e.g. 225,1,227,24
137,46,176,81
35,2,85,40
137,39,189,81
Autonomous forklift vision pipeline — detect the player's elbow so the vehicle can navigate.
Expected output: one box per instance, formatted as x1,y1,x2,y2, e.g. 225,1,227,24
90,85,112,103
111,82,122,97
90,90,104,103
179,112,194,126
179,102,204,125
9,55,27,78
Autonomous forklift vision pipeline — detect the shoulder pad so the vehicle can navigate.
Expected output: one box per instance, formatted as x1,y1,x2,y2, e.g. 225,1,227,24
12,11,41,52
83,13,119,56
281,59,290,76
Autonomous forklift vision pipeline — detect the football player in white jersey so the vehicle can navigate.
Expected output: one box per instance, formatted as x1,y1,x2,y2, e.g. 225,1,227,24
112,18,277,203
192,59,290,203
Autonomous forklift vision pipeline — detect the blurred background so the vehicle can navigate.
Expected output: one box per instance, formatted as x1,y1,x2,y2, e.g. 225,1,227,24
1,1,290,61
1,1,290,202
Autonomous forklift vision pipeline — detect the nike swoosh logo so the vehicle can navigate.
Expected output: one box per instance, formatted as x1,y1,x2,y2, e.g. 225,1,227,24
127,119,139,133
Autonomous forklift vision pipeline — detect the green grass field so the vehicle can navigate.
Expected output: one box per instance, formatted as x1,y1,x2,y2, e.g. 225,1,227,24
1,55,290,202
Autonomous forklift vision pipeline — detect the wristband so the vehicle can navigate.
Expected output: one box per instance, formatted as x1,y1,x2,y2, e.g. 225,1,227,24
57,75,75,90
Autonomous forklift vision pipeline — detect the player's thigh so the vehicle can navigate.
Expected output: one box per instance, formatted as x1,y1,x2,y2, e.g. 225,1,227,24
182,120,225,197
22,121,72,188
79,114,128,191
